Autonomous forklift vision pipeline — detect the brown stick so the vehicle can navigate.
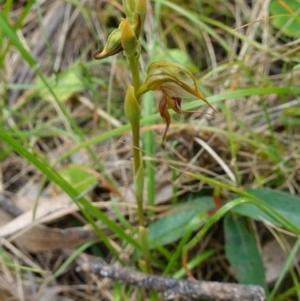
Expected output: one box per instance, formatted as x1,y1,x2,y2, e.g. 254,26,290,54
76,255,265,301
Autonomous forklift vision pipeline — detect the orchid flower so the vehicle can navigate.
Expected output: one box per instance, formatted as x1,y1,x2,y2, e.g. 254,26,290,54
137,61,216,141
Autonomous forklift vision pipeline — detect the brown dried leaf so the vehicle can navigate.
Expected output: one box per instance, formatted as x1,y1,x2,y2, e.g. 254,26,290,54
0,195,75,238
263,235,300,283
14,224,98,252
0,209,14,228
155,184,173,205
37,286,76,301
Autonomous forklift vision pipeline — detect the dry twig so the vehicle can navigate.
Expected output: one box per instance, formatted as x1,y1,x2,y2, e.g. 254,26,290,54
77,255,265,301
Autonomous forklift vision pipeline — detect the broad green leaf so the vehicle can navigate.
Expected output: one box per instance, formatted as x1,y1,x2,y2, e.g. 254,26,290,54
36,70,85,102
58,164,98,195
232,188,300,228
270,0,300,37
224,214,266,287
148,196,214,247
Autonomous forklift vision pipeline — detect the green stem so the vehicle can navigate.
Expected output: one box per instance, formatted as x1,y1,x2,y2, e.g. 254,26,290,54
132,114,141,174
128,55,141,101
127,53,145,226
140,226,152,273
132,123,145,227
126,51,150,272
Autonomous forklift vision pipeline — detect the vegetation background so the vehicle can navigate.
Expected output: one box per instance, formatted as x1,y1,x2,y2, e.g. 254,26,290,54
0,0,300,300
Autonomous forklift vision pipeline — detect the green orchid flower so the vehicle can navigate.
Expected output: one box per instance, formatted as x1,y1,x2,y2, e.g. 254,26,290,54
137,61,216,141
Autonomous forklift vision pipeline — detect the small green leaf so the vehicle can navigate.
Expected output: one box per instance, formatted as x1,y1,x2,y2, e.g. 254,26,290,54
124,85,141,128
224,214,266,287
281,107,300,126
270,0,300,37
148,196,214,247
58,164,98,195
232,188,300,228
293,63,300,71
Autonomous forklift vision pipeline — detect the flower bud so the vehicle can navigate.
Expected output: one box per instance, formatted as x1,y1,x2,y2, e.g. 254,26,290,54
93,19,126,60
135,0,146,29
124,85,141,128
122,0,136,18
94,13,143,60
121,18,139,57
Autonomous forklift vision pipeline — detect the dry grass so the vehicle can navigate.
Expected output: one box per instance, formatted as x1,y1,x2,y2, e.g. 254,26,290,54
1,0,300,300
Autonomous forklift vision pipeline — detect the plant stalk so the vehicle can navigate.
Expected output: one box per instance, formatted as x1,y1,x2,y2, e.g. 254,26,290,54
127,53,145,225
126,51,150,272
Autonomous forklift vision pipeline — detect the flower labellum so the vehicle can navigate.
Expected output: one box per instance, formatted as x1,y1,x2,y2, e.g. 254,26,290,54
137,61,216,142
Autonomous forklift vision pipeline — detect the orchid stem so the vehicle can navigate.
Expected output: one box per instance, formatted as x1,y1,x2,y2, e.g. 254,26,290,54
131,123,144,226
127,52,150,272
131,119,140,172
128,55,141,102
128,54,144,221
128,55,142,175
